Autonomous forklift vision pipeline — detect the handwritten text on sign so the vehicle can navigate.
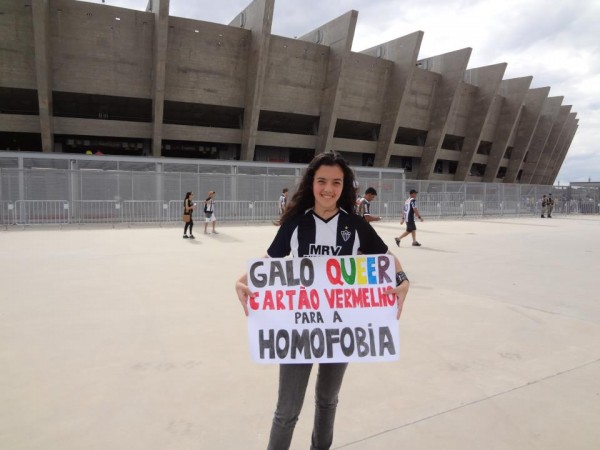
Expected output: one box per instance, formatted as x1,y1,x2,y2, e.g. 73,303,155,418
246,255,399,364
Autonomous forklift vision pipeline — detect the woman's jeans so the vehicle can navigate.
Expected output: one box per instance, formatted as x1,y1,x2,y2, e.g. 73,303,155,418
267,362,348,450
184,218,193,235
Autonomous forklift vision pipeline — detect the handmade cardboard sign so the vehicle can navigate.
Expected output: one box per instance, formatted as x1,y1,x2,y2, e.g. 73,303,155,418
246,255,400,364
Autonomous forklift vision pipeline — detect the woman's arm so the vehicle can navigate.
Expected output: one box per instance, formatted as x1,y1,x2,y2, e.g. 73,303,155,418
235,272,252,316
235,254,269,316
385,252,409,319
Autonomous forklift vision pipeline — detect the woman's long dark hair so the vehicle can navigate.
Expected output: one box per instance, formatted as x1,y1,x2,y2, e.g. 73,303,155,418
184,192,192,206
280,152,357,225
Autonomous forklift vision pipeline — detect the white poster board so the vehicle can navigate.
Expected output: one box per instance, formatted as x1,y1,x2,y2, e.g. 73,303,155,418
246,255,400,364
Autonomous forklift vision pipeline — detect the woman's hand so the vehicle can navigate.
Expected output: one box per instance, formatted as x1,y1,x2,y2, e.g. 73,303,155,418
384,281,409,319
235,280,254,316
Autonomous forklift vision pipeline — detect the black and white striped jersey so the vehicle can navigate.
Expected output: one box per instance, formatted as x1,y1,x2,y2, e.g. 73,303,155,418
267,209,388,258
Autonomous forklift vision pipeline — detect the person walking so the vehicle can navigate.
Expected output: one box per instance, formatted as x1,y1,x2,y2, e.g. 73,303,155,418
395,189,423,247
182,192,195,239
547,193,554,218
203,191,218,234
541,194,548,218
356,187,382,223
235,152,410,450
279,188,289,217
273,188,289,226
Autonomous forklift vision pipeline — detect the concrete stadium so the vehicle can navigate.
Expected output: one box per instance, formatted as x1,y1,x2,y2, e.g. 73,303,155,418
0,0,578,184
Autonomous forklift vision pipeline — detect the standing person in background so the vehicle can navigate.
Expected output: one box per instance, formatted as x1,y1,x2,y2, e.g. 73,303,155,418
279,188,289,216
395,189,423,247
541,194,548,218
357,187,382,223
352,179,361,213
235,152,410,450
274,188,289,225
204,191,218,234
547,193,554,218
182,192,196,239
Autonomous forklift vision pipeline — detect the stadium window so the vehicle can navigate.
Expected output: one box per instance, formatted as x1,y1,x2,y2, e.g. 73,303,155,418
53,92,152,122
257,111,319,135
394,127,428,146
476,141,492,155
469,163,486,177
441,134,464,151
0,88,39,115
334,119,381,141
163,102,243,129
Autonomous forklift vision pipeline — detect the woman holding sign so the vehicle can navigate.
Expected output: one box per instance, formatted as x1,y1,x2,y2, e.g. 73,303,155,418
235,152,410,450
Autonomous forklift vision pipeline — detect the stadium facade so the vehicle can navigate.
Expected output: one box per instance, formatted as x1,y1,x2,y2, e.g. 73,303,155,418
0,0,578,185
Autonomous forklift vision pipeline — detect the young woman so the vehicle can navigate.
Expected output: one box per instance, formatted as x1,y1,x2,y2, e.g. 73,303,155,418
203,191,218,235
235,152,410,450
182,192,195,239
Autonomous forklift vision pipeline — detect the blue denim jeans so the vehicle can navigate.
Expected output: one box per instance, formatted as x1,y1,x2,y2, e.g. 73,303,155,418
267,362,348,450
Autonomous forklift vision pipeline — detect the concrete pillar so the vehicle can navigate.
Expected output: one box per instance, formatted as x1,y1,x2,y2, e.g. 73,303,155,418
148,0,170,157
454,63,507,180
360,32,423,167
503,87,550,184
233,0,275,161
481,77,532,182
31,0,54,153
530,105,572,185
547,119,578,184
69,159,79,221
18,156,25,201
519,96,563,185
416,48,472,180
542,112,577,184
298,11,358,155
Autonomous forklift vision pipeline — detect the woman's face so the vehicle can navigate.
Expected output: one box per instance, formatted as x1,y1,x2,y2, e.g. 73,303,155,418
312,164,344,214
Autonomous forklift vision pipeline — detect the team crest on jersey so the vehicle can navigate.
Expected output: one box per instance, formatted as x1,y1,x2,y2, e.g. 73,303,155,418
341,227,351,242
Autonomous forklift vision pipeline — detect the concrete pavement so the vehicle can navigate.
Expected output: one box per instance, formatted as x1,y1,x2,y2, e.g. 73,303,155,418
1,216,599,449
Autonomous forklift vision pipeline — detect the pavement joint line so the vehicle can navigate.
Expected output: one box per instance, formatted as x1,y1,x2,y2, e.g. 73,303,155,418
333,357,600,449
500,300,600,326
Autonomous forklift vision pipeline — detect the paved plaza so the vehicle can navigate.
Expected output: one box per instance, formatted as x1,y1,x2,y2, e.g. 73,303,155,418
1,217,599,450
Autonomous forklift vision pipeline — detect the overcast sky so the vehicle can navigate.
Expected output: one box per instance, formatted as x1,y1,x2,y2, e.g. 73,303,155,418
80,0,600,184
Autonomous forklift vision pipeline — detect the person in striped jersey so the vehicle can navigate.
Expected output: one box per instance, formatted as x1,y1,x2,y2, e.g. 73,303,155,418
235,152,410,450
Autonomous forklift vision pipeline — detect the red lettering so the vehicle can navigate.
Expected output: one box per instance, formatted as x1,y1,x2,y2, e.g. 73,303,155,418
335,289,343,308
325,259,343,286
309,289,320,309
344,288,353,308
378,287,395,306
370,288,380,307
351,288,362,308
285,290,296,310
362,288,371,307
298,288,311,309
276,290,285,310
324,289,336,308
249,292,260,310
263,291,274,310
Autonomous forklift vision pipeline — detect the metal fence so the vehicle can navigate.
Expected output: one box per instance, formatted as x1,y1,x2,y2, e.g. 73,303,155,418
3,194,595,226
0,151,597,226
